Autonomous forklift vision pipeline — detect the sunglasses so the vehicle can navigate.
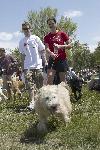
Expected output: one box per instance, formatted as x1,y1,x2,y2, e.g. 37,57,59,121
22,28,30,31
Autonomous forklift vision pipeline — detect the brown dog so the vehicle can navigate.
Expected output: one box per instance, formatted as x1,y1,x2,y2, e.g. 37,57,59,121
7,73,25,99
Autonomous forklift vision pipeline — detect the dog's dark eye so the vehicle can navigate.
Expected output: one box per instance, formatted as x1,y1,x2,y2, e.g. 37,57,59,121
52,96,56,98
45,97,49,100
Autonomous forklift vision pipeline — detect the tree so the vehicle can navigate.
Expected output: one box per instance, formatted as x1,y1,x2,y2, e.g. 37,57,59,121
58,16,77,37
70,41,92,71
27,7,57,41
11,48,22,66
27,7,77,40
93,42,100,65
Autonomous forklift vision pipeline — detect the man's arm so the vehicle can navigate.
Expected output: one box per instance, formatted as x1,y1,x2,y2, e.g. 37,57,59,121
53,41,72,50
20,53,25,71
45,43,57,60
39,49,48,66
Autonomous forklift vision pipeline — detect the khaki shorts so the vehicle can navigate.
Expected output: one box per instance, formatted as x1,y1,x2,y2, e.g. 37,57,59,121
24,69,43,90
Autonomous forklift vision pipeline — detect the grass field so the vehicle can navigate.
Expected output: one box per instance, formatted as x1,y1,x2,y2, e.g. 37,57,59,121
0,85,100,150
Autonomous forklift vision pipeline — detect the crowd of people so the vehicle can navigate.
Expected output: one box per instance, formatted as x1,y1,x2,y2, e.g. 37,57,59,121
0,17,100,108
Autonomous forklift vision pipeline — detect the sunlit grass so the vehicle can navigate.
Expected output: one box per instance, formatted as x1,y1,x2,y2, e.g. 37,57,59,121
0,85,100,150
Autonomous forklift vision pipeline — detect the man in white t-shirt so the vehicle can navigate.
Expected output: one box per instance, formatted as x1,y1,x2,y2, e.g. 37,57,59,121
19,21,47,110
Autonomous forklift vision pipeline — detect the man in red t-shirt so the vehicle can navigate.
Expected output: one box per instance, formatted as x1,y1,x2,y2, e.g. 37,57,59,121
44,17,71,85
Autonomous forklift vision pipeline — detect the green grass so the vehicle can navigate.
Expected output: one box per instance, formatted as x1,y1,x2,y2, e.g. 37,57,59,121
0,86,100,150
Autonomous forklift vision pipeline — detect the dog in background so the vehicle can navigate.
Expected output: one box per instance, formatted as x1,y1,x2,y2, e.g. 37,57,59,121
7,73,25,100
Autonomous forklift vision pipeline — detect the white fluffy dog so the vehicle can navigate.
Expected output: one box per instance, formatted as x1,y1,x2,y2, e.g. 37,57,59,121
35,82,72,132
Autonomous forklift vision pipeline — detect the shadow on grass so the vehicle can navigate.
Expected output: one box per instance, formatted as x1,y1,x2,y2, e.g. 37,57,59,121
70,94,82,104
6,102,28,112
20,122,46,144
20,117,59,144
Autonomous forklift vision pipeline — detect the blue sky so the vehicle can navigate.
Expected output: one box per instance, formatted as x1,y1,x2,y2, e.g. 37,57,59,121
0,0,100,53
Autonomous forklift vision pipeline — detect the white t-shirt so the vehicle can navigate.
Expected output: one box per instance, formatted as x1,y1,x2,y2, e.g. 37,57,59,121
19,35,45,69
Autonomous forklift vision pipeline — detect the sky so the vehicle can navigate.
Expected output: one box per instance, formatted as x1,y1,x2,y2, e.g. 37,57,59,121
0,0,100,53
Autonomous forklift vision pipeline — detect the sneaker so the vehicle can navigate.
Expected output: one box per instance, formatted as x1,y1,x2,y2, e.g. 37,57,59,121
27,106,34,111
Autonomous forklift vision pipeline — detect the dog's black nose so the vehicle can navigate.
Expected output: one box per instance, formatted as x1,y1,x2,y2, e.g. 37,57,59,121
51,105,57,111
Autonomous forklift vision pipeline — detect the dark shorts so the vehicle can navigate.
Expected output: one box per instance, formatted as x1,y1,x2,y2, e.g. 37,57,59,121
48,57,69,72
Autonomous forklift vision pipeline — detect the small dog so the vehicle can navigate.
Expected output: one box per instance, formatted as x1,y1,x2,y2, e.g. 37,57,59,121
35,82,72,132
69,77,83,100
7,73,25,99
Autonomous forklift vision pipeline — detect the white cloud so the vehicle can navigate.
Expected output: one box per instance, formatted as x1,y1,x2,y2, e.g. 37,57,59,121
0,31,23,53
0,31,22,41
64,10,83,18
0,41,18,49
88,36,100,52
89,44,97,53
0,41,19,53
0,32,13,41
13,31,22,38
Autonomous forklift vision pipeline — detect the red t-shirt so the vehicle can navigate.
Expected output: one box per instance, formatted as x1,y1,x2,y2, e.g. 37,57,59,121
44,31,69,60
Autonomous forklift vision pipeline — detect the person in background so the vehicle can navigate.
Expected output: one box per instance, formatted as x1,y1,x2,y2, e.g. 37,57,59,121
0,48,18,98
19,21,47,110
44,17,71,85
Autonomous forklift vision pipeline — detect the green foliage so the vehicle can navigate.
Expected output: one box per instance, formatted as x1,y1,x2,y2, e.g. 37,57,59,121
58,16,77,37
11,48,22,66
93,42,100,65
70,41,93,71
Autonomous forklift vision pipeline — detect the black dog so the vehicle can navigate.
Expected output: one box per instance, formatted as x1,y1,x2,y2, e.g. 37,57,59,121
53,70,83,100
69,77,83,100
